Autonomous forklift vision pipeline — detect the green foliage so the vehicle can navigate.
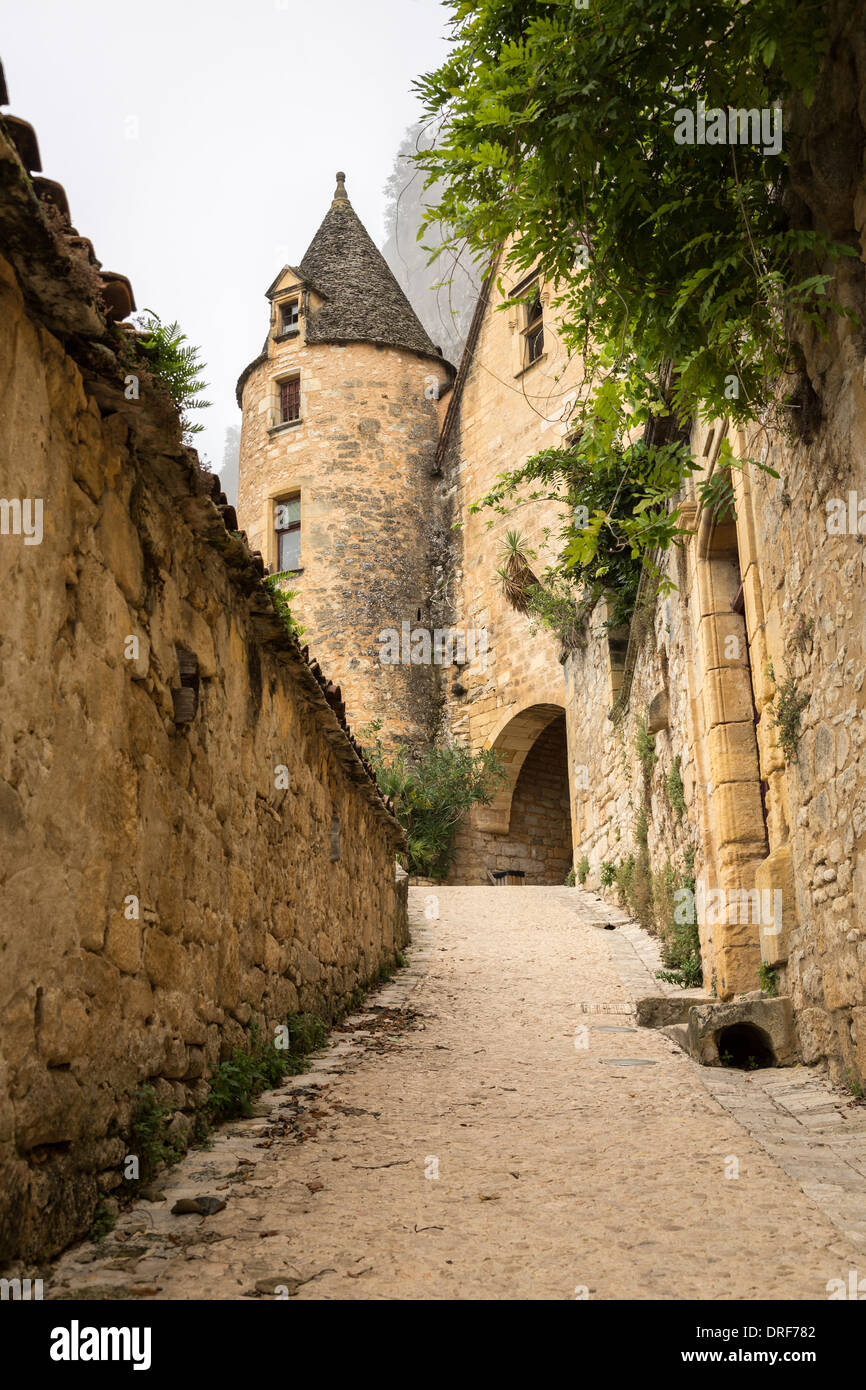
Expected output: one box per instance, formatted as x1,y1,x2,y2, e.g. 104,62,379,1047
361,722,507,880
266,576,306,641
758,963,779,997
654,855,702,988
665,755,687,821
206,1016,326,1125
565,866,576,886
766,661,809,763
285,1012,328,1057
635,719,657,793
88,1199,116,1244
844,1069,865,1100
496,529,538,613
497,530,590,649
634,807,649,848
134,309,212,441
128,1084,184,1186
615,849,652,933
576,855,590,886
791,611,815,652
415,0,855,588
599,860,617,887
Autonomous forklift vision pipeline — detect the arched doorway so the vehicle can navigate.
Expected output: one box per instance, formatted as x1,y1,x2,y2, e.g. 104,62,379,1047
449,703,573,884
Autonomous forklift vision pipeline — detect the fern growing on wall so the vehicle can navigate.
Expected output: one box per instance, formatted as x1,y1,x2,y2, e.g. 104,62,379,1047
134,309,212,441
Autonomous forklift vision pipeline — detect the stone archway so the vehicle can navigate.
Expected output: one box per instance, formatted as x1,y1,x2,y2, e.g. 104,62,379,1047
449,703,573,884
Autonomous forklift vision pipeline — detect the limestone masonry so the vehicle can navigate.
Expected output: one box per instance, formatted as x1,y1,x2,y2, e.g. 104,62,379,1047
2,6,866,1268
0,116,406,1262
235,9,866,1096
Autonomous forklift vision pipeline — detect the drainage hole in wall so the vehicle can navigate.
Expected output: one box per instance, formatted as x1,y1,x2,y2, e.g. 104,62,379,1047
716,1023,775,1070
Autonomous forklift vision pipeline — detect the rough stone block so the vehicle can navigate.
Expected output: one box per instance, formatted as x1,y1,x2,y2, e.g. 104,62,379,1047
686,996,797,1067
756,843,796,966
703,667,758,728
636,994,713,1028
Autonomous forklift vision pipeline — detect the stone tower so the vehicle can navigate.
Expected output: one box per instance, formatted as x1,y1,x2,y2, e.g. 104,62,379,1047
236,173,454,747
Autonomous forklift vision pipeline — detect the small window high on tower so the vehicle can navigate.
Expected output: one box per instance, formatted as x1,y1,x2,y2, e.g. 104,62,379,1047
280,299,299,334
279,377,301,424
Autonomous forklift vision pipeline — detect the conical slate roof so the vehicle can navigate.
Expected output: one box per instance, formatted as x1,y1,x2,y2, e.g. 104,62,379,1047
300,172,442,360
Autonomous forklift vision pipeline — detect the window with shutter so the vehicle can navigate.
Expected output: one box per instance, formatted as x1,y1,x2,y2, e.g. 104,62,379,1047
279,377,301,424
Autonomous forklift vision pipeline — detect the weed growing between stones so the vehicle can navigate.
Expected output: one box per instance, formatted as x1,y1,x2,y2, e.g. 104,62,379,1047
757,963,779,997
565,866,576,886
88,1198,117,1244
600,861,617,887
615,849,654,934
132,309,211,440
128,1084,185,1188
653,856,702,988
844,1069,865,1101
205,1024,300,1125
654,852,702,988
576,855,590,885
766,661,809,764
665,754,686,821
635,718,657,798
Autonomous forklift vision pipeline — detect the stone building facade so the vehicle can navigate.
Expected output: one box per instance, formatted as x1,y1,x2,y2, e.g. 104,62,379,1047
236,11,866,1090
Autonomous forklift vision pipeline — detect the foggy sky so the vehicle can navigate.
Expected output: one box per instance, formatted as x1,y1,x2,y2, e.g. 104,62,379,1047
1,0,451,475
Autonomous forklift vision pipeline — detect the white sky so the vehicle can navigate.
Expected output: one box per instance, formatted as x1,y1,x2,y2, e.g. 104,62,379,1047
2,0,451,471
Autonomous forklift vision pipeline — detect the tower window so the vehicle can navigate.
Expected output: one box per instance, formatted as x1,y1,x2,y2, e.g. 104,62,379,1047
279,377,301,424
279,300,299,334
275,495,301,572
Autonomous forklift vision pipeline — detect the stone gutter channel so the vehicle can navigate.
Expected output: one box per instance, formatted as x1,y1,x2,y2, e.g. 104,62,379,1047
582,888,866,1247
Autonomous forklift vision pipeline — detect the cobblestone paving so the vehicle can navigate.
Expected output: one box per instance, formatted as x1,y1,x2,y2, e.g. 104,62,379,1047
47,887,866,1301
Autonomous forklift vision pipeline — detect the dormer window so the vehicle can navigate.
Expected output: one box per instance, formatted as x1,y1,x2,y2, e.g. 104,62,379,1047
279,300,299,334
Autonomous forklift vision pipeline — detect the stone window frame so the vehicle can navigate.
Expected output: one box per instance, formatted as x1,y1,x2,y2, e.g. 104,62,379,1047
268,369,304,434
270,490,303,577
509,270,548,376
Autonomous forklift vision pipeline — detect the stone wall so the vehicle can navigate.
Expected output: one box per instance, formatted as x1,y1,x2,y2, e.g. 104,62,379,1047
0,123,407,1262
437,258,581,876
561,0,866,1083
